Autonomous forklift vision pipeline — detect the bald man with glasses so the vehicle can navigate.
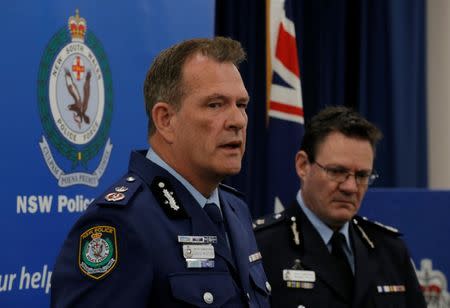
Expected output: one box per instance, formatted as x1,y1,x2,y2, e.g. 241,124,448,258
254,106,426,308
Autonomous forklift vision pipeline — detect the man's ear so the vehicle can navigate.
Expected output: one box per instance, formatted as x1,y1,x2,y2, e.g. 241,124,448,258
295,150,310,179
152,102,176,143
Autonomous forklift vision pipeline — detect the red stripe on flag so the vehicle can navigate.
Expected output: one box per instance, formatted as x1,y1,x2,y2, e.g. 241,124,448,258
270,101,304,116
275,23,300,77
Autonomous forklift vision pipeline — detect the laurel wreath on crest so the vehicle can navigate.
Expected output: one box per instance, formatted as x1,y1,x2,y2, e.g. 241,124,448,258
37,27,113,168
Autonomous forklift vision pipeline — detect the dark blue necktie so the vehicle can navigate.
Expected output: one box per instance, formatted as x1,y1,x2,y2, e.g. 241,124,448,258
330,232,354,300
203,203,227,240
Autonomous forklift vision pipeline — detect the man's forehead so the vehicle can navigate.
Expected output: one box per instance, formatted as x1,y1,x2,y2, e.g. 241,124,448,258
315,133,374,162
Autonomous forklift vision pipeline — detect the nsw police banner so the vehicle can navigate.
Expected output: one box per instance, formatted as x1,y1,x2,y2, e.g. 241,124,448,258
1,1,213,306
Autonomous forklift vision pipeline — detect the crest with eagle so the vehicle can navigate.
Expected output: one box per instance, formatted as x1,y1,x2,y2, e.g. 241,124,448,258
64,69,91,129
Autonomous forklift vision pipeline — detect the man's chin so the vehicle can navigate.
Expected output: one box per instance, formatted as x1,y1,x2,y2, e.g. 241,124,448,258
219,165,242,177
326,212,355,229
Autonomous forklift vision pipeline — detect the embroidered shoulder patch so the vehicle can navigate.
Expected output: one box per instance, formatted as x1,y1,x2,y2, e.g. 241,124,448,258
79,225,118,280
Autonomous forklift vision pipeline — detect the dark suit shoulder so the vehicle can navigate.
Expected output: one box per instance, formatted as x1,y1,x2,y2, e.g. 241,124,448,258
353,215,402,236
93,173,143,208
253,212,286,231
219,183,245,199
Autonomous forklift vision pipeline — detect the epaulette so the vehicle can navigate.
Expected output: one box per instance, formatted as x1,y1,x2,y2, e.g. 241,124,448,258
253,212,285,231
219,183,245,199
96,174,142,207
353,216,402,236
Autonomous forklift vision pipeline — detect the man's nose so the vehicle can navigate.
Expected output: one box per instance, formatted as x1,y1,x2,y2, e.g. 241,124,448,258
338,174,359,193
226,104,247,131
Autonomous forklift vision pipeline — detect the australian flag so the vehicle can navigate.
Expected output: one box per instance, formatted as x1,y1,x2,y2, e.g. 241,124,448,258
266,0,304,213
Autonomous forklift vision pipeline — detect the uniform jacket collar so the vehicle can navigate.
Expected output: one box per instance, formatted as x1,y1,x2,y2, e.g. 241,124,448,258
128,150,253,290
286,201,378,306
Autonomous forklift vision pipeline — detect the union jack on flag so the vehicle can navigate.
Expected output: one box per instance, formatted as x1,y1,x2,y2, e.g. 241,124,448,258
266,0,304,213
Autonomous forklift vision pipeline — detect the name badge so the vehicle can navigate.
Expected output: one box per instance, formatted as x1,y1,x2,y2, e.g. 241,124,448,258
183,244,215,259
186,259,215,269
249,252,262,263
178,235,217,244
283,269,316,282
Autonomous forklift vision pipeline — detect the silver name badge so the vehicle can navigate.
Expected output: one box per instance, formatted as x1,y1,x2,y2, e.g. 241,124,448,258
183,244,215,259
283,269,316,282
248,252,262,263
186,259,215,269
178,235,217,244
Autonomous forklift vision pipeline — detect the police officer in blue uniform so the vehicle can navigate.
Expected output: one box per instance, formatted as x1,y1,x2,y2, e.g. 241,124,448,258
51,37,271,307
254,107,426,308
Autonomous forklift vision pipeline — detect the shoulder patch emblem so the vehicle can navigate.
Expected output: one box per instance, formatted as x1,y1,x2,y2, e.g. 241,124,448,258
79,225,118,280
151,176,188,219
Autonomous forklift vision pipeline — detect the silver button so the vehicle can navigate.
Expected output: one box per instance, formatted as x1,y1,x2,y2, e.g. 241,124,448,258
126,176,135,182
298,305,306,308
265,281,272,292
203,292,214,304
246,292,250,300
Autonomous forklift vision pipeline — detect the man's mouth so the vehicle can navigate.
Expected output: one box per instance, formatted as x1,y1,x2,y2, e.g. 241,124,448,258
333,199,355,207
220,141,242,150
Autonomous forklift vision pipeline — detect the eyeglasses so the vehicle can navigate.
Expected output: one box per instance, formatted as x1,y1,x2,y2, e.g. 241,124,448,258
313,161,379,186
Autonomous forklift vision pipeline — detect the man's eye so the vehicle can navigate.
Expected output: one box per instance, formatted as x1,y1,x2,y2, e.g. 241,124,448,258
328,168,348,177
208,102,222,108
355,172,370,179
237,102,248,109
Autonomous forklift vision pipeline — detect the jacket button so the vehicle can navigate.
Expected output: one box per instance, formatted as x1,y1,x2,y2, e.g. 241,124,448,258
126,176,135,182
203,292,214,304
246,292,250,300
265,281,272,292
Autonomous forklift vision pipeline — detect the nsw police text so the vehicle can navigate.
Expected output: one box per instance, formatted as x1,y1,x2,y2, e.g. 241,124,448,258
16,195,94,214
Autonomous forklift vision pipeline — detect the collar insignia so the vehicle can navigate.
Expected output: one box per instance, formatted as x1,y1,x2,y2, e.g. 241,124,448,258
151,176,187,219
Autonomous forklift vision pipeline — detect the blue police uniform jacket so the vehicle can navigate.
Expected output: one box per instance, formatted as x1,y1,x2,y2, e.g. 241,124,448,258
51,150,271,307
253,202,427,308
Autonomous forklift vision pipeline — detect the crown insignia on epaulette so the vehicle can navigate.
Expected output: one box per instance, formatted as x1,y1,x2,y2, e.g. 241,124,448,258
105,192,125,202
68,9,87,42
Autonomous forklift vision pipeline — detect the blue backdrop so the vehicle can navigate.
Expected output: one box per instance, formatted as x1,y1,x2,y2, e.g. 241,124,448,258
362,189,450,306
1,1,214,307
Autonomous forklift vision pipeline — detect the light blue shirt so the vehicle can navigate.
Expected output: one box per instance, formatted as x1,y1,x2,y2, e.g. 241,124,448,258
297,190,355,273
146,148,221,210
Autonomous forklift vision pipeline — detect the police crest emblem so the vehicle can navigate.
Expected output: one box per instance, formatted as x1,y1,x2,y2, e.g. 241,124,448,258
37,9,113,187
79,226,118,279
416,258,450,307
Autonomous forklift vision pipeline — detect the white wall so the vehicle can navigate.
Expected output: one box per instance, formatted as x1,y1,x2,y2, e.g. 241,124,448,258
427,0,450,188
